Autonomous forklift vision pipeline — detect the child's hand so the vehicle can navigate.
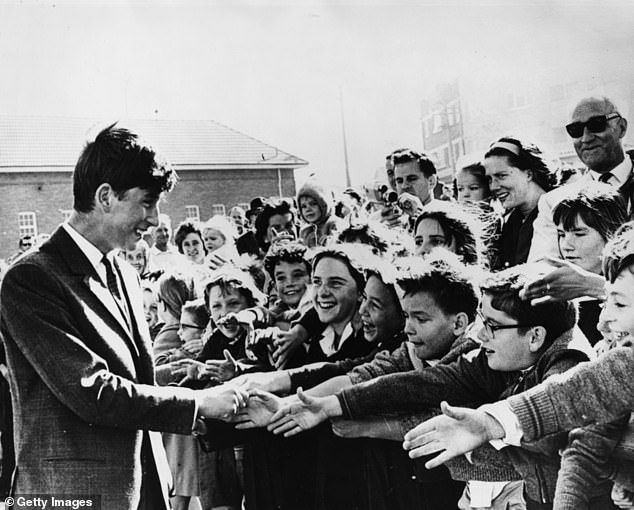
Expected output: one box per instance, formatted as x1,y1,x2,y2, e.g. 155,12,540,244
182,338,204,356
207,253,228,270
272,326,307,369
203,349,239,382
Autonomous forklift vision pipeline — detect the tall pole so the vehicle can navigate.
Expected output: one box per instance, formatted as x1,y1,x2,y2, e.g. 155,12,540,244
339,87,352,187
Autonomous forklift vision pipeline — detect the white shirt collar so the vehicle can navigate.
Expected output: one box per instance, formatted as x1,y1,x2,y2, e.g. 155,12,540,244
62,223,114,280
589,156,632,185
318,322,354,357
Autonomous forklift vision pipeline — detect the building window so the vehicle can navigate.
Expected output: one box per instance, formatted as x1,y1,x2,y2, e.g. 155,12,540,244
185,205,200,222
453,141,462,160
432,114,443,134
18,212,38,237
60,209,72,222
443,148,450,167
211,204,226,216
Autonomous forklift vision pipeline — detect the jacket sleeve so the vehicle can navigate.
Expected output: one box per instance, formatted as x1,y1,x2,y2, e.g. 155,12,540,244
347,344,413,384
337,352,510,419
0,262,196,434
554,415,630,510
507,346,634,441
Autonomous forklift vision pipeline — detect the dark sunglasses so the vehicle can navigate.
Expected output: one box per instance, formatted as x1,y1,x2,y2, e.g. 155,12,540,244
565,113,621,138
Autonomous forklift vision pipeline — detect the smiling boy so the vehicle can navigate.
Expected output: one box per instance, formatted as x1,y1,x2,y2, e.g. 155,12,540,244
293,264,600,508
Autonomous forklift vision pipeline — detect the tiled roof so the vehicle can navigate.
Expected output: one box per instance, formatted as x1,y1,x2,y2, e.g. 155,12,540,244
0,116,308,171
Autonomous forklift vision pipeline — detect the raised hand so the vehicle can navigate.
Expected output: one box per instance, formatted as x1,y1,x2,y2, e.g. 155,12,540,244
397,192,424,218
267,388,340,437
182,337,204,356
272,327,306,369
612,483,634,509
203,349,238,382
233,389,283,429
402,401,504,469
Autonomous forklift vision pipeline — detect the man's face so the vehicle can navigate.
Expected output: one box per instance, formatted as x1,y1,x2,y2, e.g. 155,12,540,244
274,261,310,308
152,221,171,249
266,213,296,243
570,98,627,173
312,257,361,331
402,291,456,360
394,161,435,205
19,238,33,252
359,275,402,343
106,187,160,252
476,293,536,371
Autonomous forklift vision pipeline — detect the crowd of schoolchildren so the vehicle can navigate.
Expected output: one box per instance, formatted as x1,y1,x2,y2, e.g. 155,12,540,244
3,96,634,510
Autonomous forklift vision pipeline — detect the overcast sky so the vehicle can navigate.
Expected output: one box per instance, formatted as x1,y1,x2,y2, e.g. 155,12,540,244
1,0,634,187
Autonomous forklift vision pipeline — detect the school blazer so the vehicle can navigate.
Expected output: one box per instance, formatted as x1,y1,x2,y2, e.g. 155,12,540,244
0,227,197,509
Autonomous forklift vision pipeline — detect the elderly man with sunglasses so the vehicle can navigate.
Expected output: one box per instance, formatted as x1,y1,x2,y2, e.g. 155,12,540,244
522,96,632,305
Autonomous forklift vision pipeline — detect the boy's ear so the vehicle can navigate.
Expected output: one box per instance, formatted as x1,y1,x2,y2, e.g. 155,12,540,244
527,326,547,353
452,312,470,337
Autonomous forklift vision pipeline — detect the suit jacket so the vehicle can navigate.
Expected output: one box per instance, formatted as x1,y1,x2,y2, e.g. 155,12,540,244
0,226,197,509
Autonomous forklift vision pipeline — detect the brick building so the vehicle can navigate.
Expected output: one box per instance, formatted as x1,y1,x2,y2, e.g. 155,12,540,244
0,116,307,260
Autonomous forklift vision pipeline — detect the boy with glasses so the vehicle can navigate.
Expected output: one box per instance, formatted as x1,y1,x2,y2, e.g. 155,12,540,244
288,264,606,508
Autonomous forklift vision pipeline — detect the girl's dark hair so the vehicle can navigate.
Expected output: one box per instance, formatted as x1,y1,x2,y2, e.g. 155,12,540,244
553,183,627,242
311,244,372,292
453,162,491,201
263,241,311,279
413,202,484,266
484,137,556,192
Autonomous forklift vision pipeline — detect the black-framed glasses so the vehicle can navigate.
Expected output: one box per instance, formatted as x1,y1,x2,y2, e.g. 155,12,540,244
180,323,204,330
475,312,535,339
565,113,621,138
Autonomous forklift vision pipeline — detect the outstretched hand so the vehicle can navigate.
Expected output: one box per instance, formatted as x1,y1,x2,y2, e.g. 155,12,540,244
402,401,504,469
233,389,283,429
267,388,337,437
203,349,238,382
519,256,606,305
198,383,249,421
272,327,305,369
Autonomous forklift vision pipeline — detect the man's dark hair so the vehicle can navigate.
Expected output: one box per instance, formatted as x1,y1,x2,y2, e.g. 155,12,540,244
480,265,576,346
254,198,297,249
392,149,437,178
19,235,34,250
73,123,177,213
263,241,311,279
396,256,479,322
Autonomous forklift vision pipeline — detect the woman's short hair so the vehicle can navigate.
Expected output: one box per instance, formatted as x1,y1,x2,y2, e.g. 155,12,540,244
174,220,208,256
484,136,556,192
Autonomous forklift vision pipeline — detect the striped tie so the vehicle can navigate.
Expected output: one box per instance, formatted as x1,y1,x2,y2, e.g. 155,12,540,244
102,256,122,300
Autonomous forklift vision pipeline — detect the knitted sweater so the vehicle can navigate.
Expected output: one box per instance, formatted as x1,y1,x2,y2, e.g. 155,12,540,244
337,328,593,503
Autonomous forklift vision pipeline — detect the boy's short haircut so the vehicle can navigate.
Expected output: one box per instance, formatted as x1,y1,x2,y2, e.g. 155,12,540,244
181,298,210,328
157,271,198,319
603,221,634,283
73,123,177,213
310,244,371,292
392,149,437,177
481,264,576,345
203,266,266,310
396,253,479,322
337,222,391,256
553,183,627,242
263,241,311,279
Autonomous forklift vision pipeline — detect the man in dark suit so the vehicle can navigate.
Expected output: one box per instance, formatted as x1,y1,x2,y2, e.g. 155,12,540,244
0,124,248,509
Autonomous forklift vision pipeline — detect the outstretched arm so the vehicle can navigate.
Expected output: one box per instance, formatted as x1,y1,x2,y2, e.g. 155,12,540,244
402,401,505,469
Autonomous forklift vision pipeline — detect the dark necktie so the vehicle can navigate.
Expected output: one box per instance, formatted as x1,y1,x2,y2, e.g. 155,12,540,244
599,172,614,184
102,256,122,300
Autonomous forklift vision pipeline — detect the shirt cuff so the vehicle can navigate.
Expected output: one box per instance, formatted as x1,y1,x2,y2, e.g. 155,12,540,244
480,401,523,448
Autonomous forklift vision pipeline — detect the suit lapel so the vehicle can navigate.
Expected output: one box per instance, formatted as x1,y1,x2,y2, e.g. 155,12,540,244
45,227,142,362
